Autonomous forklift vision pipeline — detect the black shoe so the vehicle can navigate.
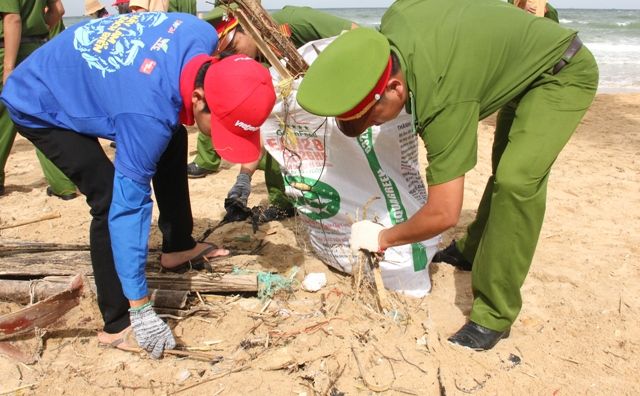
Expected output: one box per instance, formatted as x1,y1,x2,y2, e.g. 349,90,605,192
46,186,78,201
187,162,215,178
432,240,473,271
448,321,510,351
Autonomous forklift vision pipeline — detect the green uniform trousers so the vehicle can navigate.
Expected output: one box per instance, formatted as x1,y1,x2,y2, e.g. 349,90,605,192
0,44,76,195
193,131,292,209
456,46,599,331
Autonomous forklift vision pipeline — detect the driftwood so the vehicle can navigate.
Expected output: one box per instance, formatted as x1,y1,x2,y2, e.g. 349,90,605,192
0,278,189,309
0,250,235,278
147,273,257,293
0,275,83,341
33,273,257,294
218,0,308,78
0,241,90,256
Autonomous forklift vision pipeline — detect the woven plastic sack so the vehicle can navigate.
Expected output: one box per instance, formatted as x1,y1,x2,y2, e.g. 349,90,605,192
262,37,441,297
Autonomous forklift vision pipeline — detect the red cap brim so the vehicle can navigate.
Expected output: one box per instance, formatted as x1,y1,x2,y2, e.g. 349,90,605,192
210,116,262,164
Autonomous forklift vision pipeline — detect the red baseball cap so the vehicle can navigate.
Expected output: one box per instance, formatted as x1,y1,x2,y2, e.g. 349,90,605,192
112,0,129,5
205,55,275,163
178,54,275,163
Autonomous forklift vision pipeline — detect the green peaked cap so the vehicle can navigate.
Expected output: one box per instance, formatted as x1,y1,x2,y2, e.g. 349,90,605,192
297,28,390,117
203,3,239,25
203,1,262,26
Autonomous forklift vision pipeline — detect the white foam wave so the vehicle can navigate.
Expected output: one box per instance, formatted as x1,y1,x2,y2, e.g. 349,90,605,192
587,42,640,54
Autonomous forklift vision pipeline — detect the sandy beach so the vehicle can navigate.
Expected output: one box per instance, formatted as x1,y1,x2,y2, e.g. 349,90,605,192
0,92,638,394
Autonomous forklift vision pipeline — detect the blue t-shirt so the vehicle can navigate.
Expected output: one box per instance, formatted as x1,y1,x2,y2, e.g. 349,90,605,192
1,12,218,300
2,12,216,184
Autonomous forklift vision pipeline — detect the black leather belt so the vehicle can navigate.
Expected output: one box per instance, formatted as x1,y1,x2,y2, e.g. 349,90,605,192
552,36,583,75
0,35,48,49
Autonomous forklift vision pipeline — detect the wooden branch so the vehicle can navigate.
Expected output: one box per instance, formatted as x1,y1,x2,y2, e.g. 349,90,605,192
218,0,308,78
0,212,60,230
365,252,390,313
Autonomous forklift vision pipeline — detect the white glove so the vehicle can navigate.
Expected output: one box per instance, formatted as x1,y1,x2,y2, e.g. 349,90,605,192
129,302,176,359
349,220,386,254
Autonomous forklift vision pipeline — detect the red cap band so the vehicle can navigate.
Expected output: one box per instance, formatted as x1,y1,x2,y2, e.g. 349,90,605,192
337,57,392,121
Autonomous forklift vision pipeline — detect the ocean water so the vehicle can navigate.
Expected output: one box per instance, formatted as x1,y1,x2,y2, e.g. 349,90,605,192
64,8,640,92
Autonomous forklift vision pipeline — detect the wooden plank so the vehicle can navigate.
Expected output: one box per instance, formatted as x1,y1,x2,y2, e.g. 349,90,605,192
0,275,83,341
146,273,258,293
0,251,235,277
0,278,189,309
42,273,258,294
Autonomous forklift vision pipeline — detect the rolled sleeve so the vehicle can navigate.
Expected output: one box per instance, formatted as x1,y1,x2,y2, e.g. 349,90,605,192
419,101,480,185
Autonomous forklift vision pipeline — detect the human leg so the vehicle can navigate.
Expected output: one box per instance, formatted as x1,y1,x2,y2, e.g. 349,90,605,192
17,126,130,333
0,100,16,193
36,148,78,197
468,48,599,333
453,100,517,266
264,152,294,211
153,125,197,253
154,126,228,267
187,131,221,177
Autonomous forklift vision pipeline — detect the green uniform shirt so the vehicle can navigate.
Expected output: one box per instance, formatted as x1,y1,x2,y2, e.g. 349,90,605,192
381,0,575,185
0,0,50,39
168,0,197,15
271,6,353,49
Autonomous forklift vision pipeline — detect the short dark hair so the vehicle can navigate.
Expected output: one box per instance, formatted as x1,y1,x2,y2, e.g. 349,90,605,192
390,51,401,76
194,62,212,113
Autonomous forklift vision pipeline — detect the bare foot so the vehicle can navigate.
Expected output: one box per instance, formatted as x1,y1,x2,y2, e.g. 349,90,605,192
160,242,229,269
97,326,140,351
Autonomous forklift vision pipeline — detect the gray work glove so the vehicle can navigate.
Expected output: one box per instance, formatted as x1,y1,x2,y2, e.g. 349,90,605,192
226,172,252,206
129,302,176,359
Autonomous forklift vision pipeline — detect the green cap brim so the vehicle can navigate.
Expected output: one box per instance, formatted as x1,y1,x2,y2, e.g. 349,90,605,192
203,4,239,25
297,28,390,117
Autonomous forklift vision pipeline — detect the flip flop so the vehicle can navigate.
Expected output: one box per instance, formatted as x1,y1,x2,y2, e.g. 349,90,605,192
98,327,142,353
159,243,224,274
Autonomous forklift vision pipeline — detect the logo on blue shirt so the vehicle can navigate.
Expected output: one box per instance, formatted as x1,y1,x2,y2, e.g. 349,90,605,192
73,13,169,77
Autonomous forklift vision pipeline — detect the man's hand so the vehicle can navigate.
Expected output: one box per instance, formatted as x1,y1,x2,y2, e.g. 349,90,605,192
129,302,176,359
227,173,252,206
349,220,386,254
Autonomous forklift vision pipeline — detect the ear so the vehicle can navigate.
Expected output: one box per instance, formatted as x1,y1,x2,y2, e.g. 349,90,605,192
386,77,406,102
192,87,206,108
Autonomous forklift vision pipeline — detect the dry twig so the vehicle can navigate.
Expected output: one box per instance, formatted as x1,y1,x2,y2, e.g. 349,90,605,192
350,346,394,393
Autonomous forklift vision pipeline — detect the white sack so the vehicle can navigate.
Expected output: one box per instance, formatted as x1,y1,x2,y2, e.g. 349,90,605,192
262,37,441,297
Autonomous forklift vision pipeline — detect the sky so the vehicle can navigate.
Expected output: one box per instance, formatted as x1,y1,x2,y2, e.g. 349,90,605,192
63,0,639,17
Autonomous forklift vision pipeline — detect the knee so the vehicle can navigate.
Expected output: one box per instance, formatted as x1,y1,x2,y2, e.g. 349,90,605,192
493,169,541,198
